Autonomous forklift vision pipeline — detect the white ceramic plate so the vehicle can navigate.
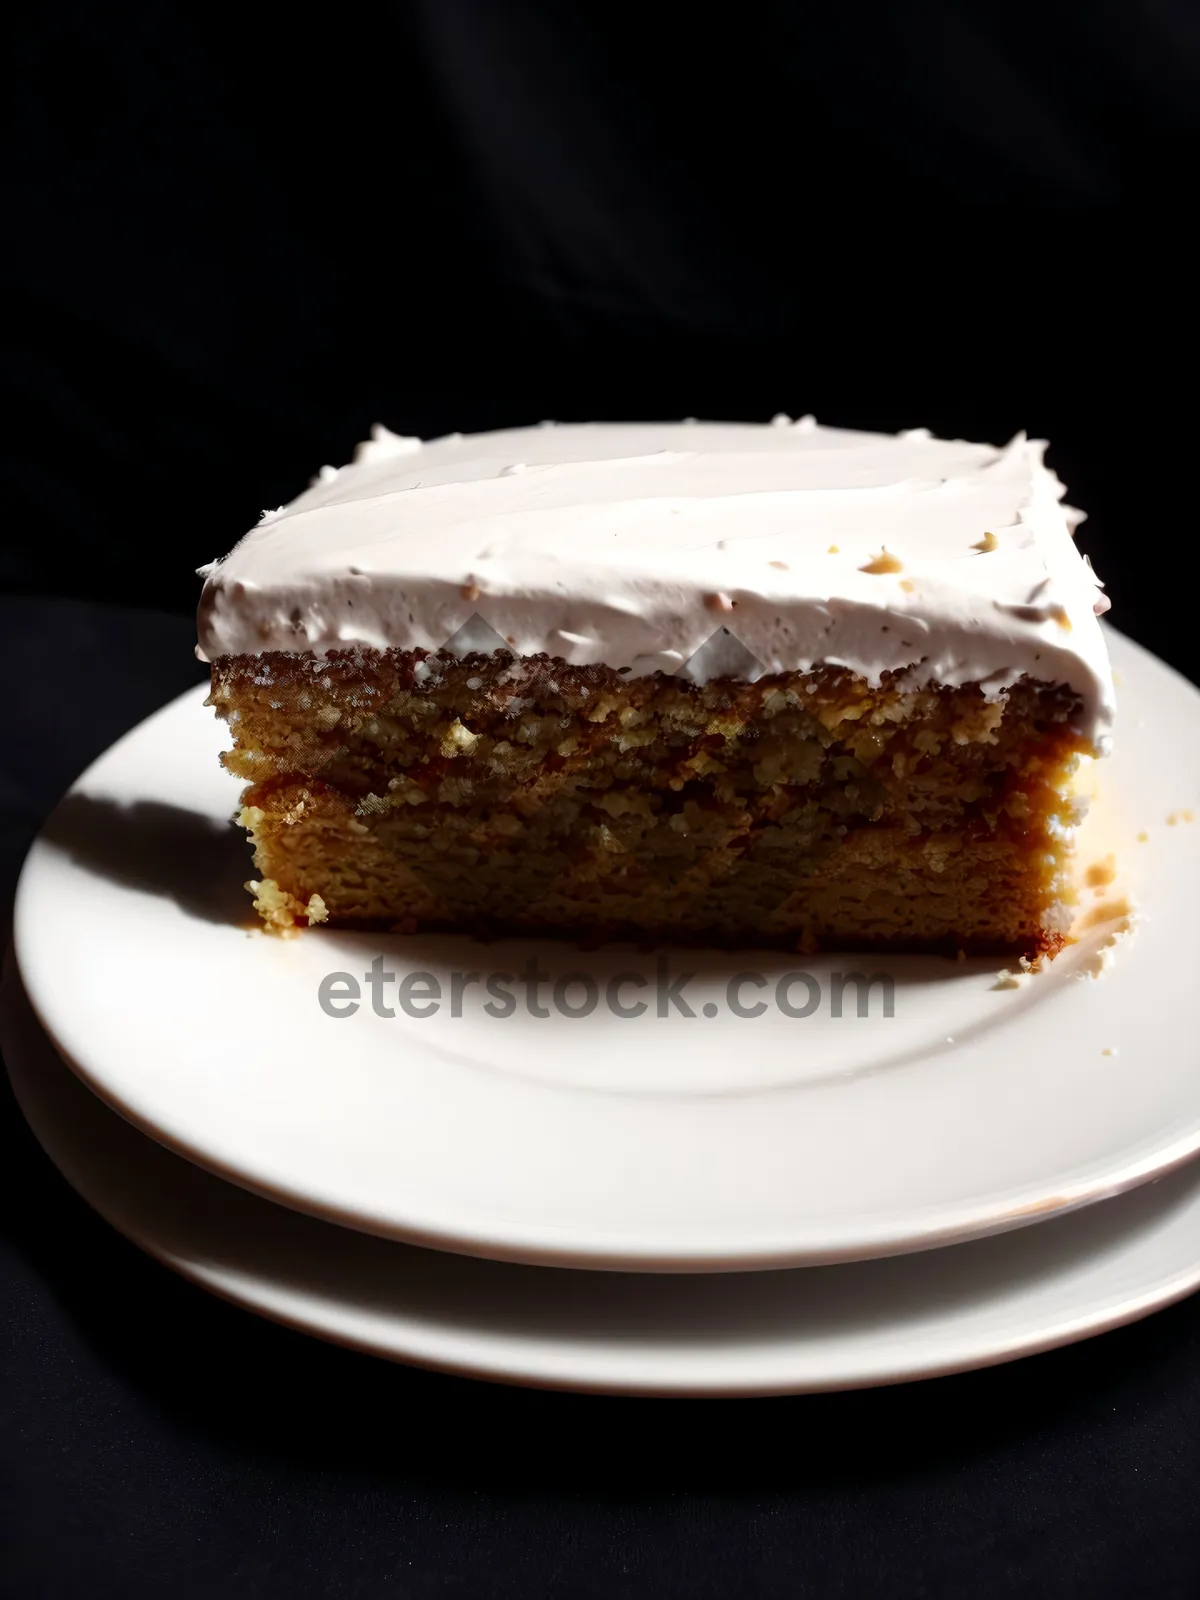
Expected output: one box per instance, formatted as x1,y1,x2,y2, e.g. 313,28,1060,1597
4,965,1199,1396
13,626,1200,1271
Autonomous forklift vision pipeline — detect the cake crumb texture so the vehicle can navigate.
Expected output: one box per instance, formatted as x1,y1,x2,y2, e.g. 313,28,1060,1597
209,647,1090,956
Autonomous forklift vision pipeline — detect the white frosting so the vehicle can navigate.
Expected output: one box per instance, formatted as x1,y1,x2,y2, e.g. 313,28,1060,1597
198,418,1114,751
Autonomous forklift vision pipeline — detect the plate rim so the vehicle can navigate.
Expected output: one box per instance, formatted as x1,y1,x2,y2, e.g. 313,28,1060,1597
5,963,1200,1398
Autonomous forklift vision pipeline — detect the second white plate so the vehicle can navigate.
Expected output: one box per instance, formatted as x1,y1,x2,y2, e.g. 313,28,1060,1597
5,964,1199,1396
13,625,1200,1269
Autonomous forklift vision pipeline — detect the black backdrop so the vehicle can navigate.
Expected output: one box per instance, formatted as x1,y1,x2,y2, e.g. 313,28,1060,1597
5,5,1200,1598
7,1,1200,673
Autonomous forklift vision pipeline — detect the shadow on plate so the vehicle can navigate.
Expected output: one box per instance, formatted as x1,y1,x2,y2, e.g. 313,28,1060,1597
38,792,253,927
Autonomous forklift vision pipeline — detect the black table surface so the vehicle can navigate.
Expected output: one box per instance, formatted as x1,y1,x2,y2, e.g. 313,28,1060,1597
2,593,1198,1600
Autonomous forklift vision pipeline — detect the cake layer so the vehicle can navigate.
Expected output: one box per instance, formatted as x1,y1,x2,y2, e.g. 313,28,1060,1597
197,420,1114,755
209,647,1089,955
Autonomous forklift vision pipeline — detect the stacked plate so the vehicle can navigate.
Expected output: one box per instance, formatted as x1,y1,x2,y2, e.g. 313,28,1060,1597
7,626,1200,1395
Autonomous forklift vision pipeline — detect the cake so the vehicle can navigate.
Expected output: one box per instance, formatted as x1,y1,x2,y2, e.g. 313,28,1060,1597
198,418,1114,956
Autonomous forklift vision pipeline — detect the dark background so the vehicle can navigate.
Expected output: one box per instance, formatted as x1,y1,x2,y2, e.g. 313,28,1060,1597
6,0,1200,675
4,4,1200,1597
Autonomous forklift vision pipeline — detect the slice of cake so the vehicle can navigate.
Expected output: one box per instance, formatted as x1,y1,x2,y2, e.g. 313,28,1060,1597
198,418,1114,955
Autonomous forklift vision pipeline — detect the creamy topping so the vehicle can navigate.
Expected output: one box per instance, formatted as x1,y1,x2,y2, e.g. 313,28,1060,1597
197,418,1114,751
